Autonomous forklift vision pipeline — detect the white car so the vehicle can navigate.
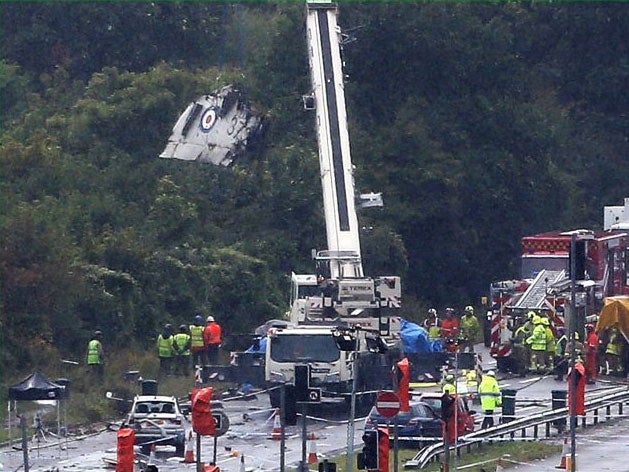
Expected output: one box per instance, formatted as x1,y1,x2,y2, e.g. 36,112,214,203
125,395,188,455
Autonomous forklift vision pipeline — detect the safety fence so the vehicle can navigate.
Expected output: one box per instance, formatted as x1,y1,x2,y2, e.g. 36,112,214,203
403,385,629,469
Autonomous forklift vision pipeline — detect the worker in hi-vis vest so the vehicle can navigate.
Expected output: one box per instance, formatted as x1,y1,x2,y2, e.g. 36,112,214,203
86,330,104,379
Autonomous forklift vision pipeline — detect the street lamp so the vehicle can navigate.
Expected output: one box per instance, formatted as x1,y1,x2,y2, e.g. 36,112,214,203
564,229,594,472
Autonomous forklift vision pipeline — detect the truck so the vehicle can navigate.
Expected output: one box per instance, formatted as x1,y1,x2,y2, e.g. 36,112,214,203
264,0,403,411
488,199,629,373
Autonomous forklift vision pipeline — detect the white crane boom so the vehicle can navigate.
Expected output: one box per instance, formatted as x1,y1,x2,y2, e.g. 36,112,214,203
306,2,363,279
286,1,401,323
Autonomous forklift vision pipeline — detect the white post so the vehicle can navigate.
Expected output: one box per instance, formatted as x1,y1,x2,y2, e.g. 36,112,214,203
346,351,357,472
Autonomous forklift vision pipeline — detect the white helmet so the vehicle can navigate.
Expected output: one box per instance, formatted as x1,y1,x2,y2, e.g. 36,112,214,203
428,308,437,316
487,370,495,377
206,315,215,322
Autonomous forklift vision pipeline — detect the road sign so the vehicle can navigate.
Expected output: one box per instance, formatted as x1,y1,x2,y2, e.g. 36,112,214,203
307,388,321,403
212,412,222,430
376,390,400,418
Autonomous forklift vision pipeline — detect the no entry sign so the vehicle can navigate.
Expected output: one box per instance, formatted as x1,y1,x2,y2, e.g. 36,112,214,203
376,390,400,417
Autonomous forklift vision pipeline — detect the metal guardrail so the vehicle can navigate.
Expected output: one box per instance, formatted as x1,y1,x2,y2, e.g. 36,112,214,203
404,386,629,469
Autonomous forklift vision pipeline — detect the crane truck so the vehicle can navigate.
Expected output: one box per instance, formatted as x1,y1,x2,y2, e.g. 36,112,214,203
264,0,402,412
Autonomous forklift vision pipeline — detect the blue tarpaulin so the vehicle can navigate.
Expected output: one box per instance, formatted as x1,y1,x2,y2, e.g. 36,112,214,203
245,336,267,353
399,319,442,353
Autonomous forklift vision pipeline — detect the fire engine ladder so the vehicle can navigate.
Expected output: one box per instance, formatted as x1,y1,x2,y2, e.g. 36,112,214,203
509,269,566,310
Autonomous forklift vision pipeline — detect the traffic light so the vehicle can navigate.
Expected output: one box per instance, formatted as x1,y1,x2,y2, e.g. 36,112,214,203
332,328,357,351
441,392,455,422
319,460,337,472
358,430,378,470
396,358,410,412
191,387,216,436
295,364,310,402
441,392,457,444
568,239,586,280
284,385,297,426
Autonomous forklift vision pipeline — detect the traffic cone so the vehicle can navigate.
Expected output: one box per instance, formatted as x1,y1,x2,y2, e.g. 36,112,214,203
240,454,246,472
307,432,318,464
183,430,195,463
555,437,569,469
495,457,505,472
271,408,281,440
148,443,157,465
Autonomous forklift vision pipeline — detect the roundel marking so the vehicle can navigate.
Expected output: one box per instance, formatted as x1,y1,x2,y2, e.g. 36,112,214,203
200,108,217,132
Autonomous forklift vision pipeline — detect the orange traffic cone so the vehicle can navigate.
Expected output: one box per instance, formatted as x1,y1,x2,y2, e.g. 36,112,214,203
555,437,568,469
183,430,195,463
148,443,157,465
271,408,281,440
307,432,318,464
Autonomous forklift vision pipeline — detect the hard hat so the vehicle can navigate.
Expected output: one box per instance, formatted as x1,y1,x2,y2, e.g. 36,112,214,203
94,330,102,337
574,332,580,340
206,315,215,322
527,311,536,319
428,308,437,316
465,305,474,313
487,370,495,377
446,307,454,314
194,315,203,324
179,324,187,331
557,326,566,334
533,315,542,324
541,317,550,326
445,374,455,382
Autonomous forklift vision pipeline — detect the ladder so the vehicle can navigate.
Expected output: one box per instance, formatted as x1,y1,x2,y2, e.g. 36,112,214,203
509,269,565,310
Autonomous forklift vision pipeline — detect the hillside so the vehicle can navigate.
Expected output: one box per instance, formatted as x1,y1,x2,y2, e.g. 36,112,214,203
1,2,628,379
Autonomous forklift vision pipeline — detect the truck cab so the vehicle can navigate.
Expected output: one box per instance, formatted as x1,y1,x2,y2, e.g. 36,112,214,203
265,325,394,413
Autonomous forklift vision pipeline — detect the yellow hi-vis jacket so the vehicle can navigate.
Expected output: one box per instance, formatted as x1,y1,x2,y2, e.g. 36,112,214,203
606,332,622,355
189,325,204,349
87,339,102,365
173,333,191,356
157,334,174,358
478,375,501,410
526,324,547,351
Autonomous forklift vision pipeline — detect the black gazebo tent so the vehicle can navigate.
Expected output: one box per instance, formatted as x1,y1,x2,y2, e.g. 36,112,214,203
8,372,66,401
7,372,67,452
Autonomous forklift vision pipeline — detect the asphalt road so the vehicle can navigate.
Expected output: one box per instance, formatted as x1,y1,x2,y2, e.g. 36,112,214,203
2,344,627,472
0,394,362,472
501,421,629,472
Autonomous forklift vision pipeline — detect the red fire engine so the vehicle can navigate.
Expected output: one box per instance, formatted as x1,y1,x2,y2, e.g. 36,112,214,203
488,221,629,372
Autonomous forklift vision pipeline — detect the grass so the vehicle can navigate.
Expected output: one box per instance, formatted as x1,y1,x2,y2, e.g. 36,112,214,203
1,348,236,441
306,440,562,472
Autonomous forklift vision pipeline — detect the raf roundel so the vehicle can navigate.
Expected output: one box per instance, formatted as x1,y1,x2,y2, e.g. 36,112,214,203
200,108,217,132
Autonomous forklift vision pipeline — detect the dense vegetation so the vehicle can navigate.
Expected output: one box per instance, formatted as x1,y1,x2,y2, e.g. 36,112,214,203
2,2,628,381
